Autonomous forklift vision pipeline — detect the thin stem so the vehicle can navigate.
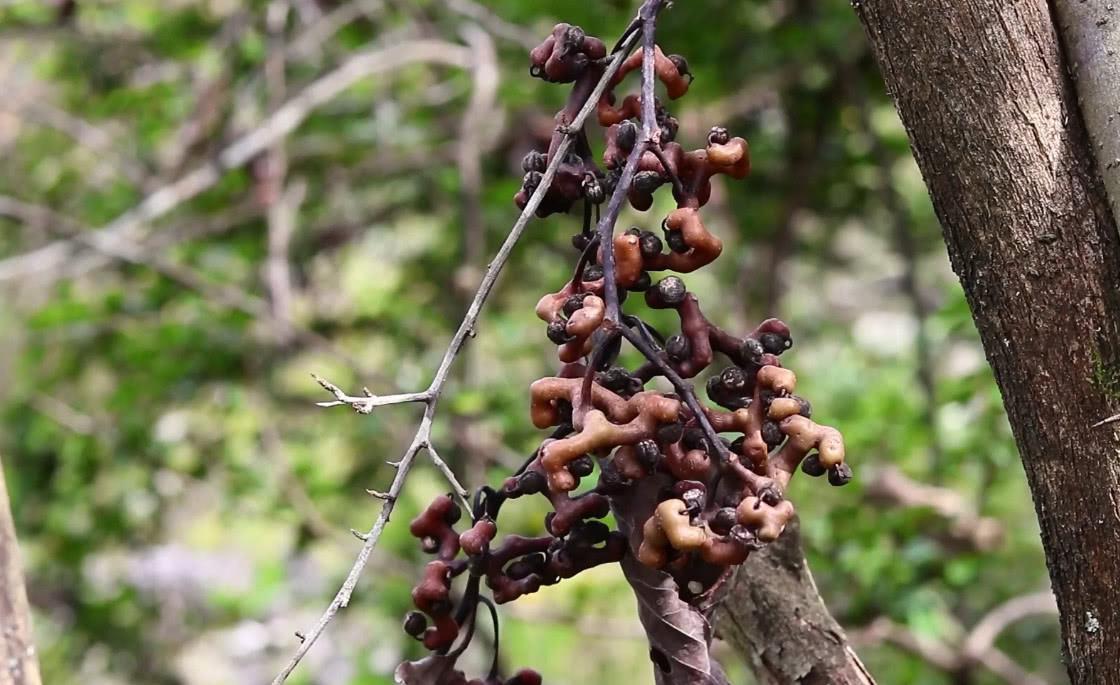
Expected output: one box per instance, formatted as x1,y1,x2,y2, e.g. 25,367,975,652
274,17,647,685
427,443,473,511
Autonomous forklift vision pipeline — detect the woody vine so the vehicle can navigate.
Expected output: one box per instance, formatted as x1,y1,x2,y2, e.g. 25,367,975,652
279,2,853,683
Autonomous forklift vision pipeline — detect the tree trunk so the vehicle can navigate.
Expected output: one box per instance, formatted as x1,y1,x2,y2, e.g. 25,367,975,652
1053,0,1120,226
713,519,876,685
851,2,1120,684
0,455,42,685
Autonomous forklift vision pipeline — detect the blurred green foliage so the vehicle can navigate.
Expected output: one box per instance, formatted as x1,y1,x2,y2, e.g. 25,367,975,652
0,1,1062,683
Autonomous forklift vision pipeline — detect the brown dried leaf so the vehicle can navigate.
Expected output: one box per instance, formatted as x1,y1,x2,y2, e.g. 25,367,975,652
394,655,466,685
612,473,731,685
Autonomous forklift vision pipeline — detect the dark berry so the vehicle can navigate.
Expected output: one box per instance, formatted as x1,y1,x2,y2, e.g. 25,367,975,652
655,276,687,306
639,231,663,258
710,507,737,535
563,25,586,50
793,395,812,418
516,470,547,495
664,223,689,253
761,421,784,449
522,150,547,173
740,337,765,365
801,453,826,477
562,294,588,317
656,420,684,445
547,319,573,345
636,439,661,469
759,331,792,355
720,366,749,393
666,334,691,361
682,426,709,452
583,264,604,281
582,175,605,204
572,233,592,251
668,54,691,80
708,126,730,146
633,170,664,194
403,611,428,638
445,501,462,525
828,463,853,486
522,170,543,191
616,120,638,152
568,454,595,478
629,271,652,292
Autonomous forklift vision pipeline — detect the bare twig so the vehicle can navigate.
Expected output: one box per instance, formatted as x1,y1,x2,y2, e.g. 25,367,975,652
0,39,474,285
0,452,43,685
445,0,538,50
850,592,1057,685
271,23,646,683
0,197,365,371
1091,412,1120,428
864,466,1004,551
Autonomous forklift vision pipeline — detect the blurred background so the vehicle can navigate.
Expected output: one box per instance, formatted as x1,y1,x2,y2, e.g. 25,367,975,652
0,0,1064,683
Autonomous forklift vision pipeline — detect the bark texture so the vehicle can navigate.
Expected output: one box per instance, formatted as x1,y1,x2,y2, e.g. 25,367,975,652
0,456,42,685
852,2,1120,684
1053,0,1120,226
713,519,875,685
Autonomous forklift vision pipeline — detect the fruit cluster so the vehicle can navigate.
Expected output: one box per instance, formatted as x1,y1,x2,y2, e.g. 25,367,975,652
397,18,850,682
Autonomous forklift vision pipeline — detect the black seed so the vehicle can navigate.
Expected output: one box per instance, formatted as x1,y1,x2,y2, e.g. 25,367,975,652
616,120,638,152
636,439,661,469
665,228,689,253
665,334,691,361
571,233,592,251
720,366,749,393
682,426,709,452
403,611,428,637
801,453,826,477
547,319,573,345
522,150,547,173
445,501,462,525
668,54,691,78
740,337,765,364
793,395,812,418
656,276,687,305
639,231,663,258
633,170,664,194
629,271,652,292
517,470,547,495
568,454,595,478
657,420,684,445
522,170,543,191
828,463,853,486
562,294,588,317
563,25,586,50
759,331,792,355
708,126,730,146
729,436,745,454
583,264,604,281
710,507,737,535
706,375,724,402
761,421,784,449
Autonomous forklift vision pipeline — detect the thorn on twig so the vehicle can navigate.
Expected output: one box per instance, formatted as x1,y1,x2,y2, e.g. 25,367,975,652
295,631,306,643
367,489,394,500
1091,413,1120,428
350,528,370,541
386,459,402,469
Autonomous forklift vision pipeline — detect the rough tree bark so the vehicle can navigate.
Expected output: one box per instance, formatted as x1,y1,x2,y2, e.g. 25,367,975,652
713,520,875,685
852,2,1120,684
0,455,42,685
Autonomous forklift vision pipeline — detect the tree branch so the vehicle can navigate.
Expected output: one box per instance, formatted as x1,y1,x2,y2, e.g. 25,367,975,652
270,23,646,683
0,453,43,685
